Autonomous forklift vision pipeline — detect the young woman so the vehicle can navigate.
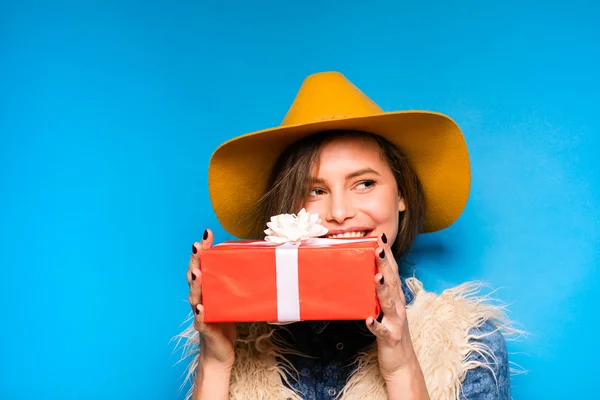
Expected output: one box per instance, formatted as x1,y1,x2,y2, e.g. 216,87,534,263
178,72,516,399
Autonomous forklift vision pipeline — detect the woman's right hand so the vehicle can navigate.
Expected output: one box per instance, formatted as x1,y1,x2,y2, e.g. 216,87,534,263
188,229,237,370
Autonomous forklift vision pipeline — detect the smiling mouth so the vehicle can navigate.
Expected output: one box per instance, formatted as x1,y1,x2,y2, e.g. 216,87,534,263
325,230,371,239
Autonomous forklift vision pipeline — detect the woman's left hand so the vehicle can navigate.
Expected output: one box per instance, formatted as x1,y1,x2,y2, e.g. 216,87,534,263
366,234,423,383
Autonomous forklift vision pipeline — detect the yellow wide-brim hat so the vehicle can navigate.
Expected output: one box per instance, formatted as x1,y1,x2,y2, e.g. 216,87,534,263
208,72,471,239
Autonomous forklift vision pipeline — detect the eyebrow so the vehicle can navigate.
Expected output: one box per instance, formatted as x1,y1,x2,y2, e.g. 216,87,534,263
311,168,381,184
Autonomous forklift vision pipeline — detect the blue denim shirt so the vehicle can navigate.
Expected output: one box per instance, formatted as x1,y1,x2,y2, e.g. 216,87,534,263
276,277,510,399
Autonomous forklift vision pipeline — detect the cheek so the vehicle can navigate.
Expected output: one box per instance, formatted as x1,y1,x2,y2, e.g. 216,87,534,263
372,209,399,231
303,201,325,217
363,195,399,222
361,195,400,234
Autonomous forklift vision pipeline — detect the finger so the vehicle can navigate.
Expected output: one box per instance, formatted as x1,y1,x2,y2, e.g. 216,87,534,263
201,228,214,250
375,247,397,292
188,267,202,312
378,233,406,306
376,239,406,307
366,315,391,339
187,228,214,284
374,272,401,324
193,304,222,341
188,229,213,316
193,303,208,333
378,233,398,275
187,242,201,285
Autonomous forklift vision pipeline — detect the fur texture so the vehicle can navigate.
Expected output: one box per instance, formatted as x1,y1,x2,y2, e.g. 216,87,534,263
173,278,519,399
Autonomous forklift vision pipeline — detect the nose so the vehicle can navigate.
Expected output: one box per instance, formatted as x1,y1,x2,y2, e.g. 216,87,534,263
325,191,356,224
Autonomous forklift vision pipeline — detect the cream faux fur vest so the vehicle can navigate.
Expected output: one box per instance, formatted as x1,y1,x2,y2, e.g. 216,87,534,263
175,278,518,400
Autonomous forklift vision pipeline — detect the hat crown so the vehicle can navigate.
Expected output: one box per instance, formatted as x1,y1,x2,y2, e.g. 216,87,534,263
281,72,384,126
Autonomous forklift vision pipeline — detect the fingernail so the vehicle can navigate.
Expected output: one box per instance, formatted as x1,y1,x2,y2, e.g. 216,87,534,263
203,230,208,240
379,249,386,259
195,307,200,315
379,276,384,285
381,233,387,244
192,272,197,281
370,319,375,327
376,311,384,323
192,245,197,254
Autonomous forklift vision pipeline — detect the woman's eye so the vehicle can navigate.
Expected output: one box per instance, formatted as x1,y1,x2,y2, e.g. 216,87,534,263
309,188,325,196
355,180,375,190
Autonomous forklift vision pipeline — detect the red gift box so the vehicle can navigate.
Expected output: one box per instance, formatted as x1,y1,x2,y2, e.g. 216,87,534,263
200,238,381,323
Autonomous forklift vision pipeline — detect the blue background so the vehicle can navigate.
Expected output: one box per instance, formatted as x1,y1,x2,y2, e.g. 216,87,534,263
1,1,598,399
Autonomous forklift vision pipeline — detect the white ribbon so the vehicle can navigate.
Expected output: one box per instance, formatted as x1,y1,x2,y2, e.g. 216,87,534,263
275,241,302,322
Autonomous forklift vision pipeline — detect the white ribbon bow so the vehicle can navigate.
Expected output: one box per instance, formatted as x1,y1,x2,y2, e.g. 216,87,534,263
264,208,329,243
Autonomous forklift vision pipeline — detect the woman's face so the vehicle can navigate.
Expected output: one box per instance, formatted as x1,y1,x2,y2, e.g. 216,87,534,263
303,136,405,243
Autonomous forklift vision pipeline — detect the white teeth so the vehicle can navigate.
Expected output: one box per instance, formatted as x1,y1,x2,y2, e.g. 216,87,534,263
326,231,367,238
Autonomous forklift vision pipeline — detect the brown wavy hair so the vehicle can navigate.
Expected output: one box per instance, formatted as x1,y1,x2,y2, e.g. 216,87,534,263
251,131,425,257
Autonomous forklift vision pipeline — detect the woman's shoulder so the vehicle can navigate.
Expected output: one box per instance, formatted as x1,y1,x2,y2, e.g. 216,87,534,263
460,320,511,399
470,320,509,354
404,277,515,399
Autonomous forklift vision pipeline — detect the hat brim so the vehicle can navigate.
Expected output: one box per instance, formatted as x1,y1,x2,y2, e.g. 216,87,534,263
208,110,471,239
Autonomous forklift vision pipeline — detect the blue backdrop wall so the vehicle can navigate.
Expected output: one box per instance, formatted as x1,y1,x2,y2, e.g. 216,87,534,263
1,1,598,399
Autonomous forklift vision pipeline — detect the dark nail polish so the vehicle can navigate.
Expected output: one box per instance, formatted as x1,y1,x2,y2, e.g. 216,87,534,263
381,233,387,244
379,276,384,285
379,249,386,259
192,245,197,254
203,230,208,240
195,307,200,315
370,319,375,327
192,272,197,281
376,311,384,323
